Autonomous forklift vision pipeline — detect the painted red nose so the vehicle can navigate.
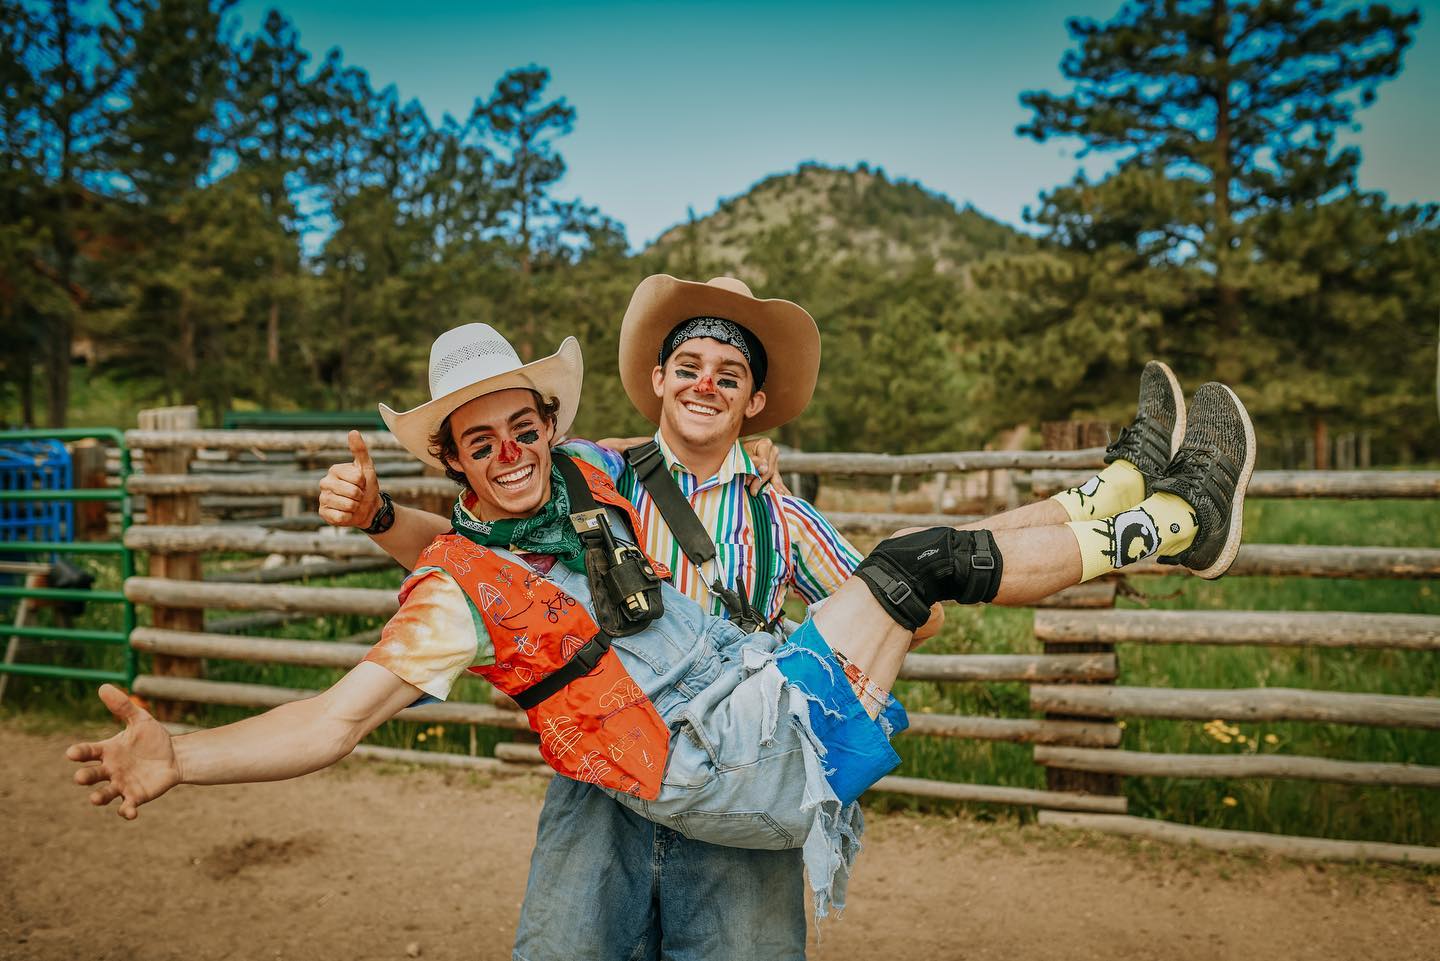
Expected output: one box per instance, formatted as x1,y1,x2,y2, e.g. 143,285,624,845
695,373,716,394
498,439,521,464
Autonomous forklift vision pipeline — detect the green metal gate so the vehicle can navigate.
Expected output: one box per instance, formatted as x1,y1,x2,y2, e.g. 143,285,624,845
0,428,135,687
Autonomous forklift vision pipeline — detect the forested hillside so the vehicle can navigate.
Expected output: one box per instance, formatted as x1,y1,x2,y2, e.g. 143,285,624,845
4,0,1436,463
649,163,1031,279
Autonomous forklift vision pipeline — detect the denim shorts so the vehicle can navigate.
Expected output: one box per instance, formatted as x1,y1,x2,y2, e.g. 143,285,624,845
514,777,806,961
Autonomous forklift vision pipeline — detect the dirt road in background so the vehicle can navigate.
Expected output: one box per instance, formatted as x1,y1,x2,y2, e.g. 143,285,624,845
4,723,1435,961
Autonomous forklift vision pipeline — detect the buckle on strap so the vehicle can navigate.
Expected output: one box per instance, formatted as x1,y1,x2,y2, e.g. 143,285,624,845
510,633,612,711
572,635,607,673
970,532,996,571
625,440,667,480
877,568,915,606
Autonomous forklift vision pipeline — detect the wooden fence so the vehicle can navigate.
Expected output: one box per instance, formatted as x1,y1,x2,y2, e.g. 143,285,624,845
100,407,1440,866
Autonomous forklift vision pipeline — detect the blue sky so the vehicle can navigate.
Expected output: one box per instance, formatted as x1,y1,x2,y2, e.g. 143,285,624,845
237,0,1440,248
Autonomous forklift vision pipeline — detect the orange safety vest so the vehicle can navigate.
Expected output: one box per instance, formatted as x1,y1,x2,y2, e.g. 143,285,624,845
404,458,673,800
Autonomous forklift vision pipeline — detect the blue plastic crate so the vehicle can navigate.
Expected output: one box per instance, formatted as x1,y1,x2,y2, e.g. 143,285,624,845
0,440,74,544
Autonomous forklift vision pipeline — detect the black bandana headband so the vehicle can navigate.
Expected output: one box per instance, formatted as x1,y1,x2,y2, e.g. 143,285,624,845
658,317,768,389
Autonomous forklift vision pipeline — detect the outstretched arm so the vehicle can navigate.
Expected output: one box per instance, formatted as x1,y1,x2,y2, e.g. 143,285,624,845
318,430,450,570
66,662,421,819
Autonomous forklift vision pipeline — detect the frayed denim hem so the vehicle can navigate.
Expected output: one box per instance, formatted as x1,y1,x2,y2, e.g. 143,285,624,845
601,619,905,923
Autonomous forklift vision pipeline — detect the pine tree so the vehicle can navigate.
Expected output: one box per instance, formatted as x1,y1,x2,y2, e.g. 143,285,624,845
7,0,129,425
229,8,313,378
481,66,575,358
986,0,1424,455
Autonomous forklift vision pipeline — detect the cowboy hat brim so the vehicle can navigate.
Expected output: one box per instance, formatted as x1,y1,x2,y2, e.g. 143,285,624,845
618,275,820,435
381,337,583,470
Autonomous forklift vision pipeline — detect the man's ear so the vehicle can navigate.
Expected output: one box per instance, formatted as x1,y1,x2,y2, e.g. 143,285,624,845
744,389,767,419
650,364,666,399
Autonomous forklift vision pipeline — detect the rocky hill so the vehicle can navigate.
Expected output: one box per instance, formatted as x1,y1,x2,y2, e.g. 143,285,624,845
646,162,1031,276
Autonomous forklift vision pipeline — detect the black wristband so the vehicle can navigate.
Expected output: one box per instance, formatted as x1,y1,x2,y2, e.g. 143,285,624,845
362,491,395,535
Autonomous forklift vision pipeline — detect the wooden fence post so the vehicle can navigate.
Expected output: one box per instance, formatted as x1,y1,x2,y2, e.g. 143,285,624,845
1039,420,1122,798
136,406,203,720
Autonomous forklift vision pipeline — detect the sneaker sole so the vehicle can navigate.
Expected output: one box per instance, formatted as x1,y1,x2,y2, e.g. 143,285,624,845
1191,384,1255,580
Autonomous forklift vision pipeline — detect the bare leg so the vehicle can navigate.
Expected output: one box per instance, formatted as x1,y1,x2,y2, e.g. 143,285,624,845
815,523,1084,689
955,498,1068,533
812,580,914,693
988,525,1082,604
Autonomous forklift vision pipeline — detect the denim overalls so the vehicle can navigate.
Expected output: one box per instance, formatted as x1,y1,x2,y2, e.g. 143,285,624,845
506,547,908,960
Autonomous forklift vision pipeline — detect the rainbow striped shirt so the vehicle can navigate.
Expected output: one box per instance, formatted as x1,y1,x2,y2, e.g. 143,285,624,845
560,434,861,623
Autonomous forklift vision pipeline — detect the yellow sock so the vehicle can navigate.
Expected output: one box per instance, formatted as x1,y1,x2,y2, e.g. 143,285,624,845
1050,459,1147,521
1065,492,1198,582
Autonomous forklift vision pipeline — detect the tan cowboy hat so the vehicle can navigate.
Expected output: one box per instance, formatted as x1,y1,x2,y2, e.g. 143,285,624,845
618,274,820,435
380,323,582,470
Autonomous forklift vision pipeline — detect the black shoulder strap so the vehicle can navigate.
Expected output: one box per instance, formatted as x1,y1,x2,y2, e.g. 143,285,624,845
552,450,599,513
624,441,764,632
624,441,716,568
509,634,610,711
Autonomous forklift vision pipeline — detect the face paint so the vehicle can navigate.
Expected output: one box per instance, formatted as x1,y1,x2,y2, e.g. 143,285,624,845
516,429,540,445
694,373,716,393
498,439,521,464
717,376,739,390
675,368,698,381
471,444,493,461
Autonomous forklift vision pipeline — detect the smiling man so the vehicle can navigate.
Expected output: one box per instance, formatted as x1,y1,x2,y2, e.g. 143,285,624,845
324,275,867,630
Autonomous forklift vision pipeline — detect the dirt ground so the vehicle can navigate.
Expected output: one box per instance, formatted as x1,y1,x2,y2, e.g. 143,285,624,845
4,721,1437,961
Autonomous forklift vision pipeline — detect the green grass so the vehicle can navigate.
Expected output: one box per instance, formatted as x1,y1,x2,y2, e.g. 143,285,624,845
5,497,1437,845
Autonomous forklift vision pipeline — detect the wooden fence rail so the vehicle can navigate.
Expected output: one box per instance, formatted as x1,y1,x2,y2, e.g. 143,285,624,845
129,627,1117,687
124,467,1440,502
1037,812,1440,866
1034,745,1440,789
1029,685,1440,730
124,576,398,617
1035,609,1440,650
123,527,1440,586
1030,468,1440,499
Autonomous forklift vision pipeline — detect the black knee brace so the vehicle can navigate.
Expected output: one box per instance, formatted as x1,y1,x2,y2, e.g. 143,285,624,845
854,529,1004,631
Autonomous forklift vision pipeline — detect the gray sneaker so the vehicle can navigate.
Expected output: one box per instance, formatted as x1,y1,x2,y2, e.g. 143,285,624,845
1150,383,1256,579
1105,360,1185,492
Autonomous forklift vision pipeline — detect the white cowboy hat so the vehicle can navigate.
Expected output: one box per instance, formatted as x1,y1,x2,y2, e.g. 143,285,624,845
380,324,583,469
618,274,820,435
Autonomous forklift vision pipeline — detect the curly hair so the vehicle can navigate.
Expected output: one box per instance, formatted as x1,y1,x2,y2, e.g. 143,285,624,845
427,389,561,490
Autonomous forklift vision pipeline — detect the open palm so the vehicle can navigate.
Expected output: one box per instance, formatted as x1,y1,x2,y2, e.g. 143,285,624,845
66,684,181,819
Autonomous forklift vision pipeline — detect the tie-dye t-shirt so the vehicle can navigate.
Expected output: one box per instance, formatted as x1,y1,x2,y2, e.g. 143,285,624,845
363,570,493,700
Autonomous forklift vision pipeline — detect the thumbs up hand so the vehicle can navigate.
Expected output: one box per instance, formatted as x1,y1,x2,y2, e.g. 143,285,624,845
318,430,382,529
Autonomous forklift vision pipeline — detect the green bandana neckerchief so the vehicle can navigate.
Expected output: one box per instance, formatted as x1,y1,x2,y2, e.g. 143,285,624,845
449,464,587,574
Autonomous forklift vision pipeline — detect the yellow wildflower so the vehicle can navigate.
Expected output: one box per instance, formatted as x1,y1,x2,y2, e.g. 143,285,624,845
417,732,427,743
1222,796,1238,807
1264,733,1279,745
